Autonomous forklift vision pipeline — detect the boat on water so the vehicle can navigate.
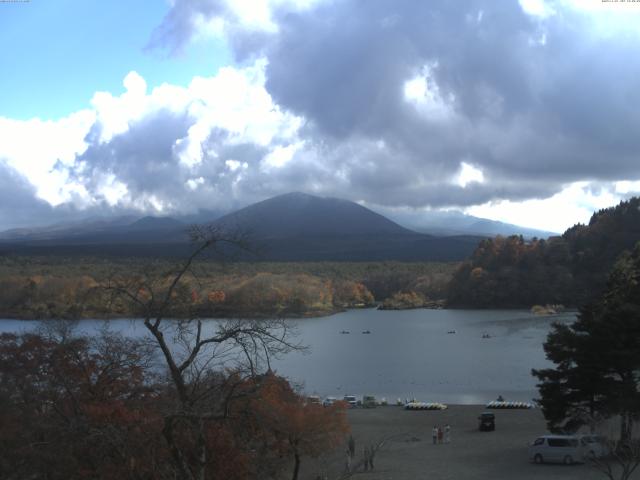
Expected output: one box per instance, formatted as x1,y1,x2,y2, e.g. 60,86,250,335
362,330,371,334
340,330,350,334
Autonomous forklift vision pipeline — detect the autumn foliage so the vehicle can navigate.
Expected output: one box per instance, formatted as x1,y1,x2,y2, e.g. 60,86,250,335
0,330,163,480
448,197,640,308
0,330,349,480
0,257,455,319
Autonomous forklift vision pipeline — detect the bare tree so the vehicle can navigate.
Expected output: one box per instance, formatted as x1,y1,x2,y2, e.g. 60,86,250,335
590,439,640,480
105,225,301,480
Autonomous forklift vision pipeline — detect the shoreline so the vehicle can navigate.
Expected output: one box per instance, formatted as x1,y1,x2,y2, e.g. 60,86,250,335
0,305,577,322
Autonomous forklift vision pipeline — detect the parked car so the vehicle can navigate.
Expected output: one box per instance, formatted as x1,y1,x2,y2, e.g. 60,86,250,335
579,435,610,459
343,395,358,408
307,395,321,405
323,396,337,407
529,435,584,465
362,395,377,408
478,412,495,431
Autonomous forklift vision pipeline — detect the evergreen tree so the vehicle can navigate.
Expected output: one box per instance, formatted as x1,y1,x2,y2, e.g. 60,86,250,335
533,243,640,441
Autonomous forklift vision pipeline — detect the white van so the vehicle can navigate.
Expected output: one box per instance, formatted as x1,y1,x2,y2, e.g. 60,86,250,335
343,395,358,408
529,435,584,465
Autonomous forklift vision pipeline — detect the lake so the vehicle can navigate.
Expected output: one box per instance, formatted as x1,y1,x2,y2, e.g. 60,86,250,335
0,308,575,404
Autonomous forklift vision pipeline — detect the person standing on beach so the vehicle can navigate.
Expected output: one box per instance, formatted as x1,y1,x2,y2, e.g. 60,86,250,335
348,435,355,459
444,424,451,444
368,445,375,470
364,447,370,471
432,426,438,444
437,426,443,444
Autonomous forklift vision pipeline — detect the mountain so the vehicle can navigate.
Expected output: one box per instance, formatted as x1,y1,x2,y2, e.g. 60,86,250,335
0,193,485,261
126,216,185,231
0,216,139,242
206,192,483,261
214,192,414,238
386,209,557,238
0,215,188,248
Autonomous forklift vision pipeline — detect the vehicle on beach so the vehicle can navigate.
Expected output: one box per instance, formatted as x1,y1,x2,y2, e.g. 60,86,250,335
478,412,495,431
529,435,584,465
362,395,377,408
323,396,337,407
579,434,610,459
343,395,358,408
307,395,322,405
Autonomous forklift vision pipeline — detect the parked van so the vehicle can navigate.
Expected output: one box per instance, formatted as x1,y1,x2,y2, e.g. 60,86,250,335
529,435,584,465
343,395,358,408
362,395,377,408
323,396,337,407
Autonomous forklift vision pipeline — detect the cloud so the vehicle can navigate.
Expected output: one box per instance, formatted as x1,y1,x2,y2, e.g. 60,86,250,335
2,0,640,232
148,0,640,209
0,110,95,206
0,161,56,230
64,62,303,215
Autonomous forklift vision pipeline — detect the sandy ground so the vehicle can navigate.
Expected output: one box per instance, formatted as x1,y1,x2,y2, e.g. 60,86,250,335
300,405,638,480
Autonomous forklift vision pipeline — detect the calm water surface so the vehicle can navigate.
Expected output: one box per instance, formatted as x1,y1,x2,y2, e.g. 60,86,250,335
0,308,575,404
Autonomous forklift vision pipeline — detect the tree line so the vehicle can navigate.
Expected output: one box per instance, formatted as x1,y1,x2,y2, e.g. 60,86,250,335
0,258,455,319
448,197,640,308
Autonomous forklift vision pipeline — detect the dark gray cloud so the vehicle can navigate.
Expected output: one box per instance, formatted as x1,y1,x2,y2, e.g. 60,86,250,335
147,0,640,211
0,161,57,230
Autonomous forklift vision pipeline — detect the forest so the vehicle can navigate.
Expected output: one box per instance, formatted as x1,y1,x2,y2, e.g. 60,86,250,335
0,257,455,320
447,197,640,308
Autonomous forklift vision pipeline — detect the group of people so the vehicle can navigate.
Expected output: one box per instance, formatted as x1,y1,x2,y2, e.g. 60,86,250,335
431,424,451,444
345,435,376,473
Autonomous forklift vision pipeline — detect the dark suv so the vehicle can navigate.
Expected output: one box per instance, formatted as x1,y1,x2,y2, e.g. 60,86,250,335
478,412,495,431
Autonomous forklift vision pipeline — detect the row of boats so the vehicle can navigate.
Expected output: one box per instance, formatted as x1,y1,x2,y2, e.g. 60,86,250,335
486,401,534,409
447,330,492,338
404,402,448,410
341,329,491,337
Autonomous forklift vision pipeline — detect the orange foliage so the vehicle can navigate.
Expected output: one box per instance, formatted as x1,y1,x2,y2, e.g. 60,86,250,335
207,290,226,303
247,373,349,458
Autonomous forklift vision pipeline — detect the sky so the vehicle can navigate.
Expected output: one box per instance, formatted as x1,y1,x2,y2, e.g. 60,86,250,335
1,0,640,233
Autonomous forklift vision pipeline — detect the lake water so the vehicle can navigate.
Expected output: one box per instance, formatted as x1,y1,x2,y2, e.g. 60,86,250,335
0,308,575,404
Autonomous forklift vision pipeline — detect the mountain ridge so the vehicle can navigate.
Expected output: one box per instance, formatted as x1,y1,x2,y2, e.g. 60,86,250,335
0,192,482,261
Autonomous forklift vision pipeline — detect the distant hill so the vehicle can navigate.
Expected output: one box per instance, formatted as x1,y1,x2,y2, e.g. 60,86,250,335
0,216,139,242
207,192,482,261
0,214,188,247
447,197,640,307
0,192,484,261
388,209,557,238
126,216,185,231
214,192,414,238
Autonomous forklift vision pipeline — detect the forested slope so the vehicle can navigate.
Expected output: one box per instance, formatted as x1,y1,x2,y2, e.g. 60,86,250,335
447,197,640,307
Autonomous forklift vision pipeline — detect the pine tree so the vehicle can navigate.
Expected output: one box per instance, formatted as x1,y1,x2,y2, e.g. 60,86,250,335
532,243,640,441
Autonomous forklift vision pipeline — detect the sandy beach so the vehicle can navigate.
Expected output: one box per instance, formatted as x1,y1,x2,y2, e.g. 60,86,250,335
301,405,636,480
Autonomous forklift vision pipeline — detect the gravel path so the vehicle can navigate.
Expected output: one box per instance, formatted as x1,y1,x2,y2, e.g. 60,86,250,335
300,405,636,480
